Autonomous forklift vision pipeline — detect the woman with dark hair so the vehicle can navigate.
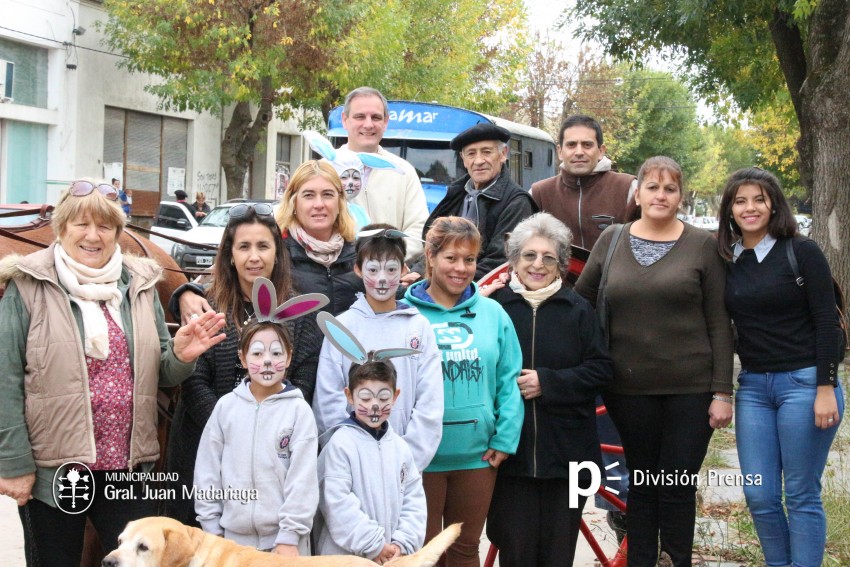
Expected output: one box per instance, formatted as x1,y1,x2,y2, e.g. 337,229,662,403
486,212,612,566
717,167,844,567
165,204,323,526
404,216,523,567
175,160,361,320
575,156,734,567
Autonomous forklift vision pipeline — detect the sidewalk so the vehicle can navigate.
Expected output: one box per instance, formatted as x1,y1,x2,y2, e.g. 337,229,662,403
0,495,617,567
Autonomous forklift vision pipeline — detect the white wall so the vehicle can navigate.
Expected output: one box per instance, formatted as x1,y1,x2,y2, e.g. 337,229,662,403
0,0,312,206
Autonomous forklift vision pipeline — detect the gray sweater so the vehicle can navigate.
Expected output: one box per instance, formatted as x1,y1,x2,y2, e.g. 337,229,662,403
194,380,318,552
575,222,733,395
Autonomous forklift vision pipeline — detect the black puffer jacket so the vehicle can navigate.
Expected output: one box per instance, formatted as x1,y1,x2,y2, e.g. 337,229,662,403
284,234,361,316
492,284,613,478
422,167,537,279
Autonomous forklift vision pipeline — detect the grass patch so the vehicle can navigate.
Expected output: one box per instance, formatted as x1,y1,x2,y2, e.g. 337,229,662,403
693,365,850,565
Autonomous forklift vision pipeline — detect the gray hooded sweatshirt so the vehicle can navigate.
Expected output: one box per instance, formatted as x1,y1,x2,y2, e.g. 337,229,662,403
194,380,318,552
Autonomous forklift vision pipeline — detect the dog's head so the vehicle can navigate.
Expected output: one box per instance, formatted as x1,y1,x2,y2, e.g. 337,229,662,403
102,516,195,567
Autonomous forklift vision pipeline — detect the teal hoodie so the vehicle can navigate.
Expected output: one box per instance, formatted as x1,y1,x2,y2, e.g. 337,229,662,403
404,281,523,472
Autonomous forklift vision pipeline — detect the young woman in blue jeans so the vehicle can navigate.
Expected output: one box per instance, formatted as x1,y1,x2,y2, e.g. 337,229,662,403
717,167,845,567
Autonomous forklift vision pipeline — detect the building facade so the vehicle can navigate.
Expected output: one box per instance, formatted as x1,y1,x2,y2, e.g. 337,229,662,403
0,0,306,216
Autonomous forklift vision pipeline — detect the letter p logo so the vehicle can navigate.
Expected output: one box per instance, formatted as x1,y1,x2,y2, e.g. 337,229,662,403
568,461,601,508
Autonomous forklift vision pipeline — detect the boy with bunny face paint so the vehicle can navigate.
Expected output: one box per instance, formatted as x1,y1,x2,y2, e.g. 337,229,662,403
194,280,328,557
313,224,444,473
313,312,427,562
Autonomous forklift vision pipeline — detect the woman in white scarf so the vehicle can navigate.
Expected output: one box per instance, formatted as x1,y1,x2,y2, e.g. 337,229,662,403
0,179,226,566
484,213,613,567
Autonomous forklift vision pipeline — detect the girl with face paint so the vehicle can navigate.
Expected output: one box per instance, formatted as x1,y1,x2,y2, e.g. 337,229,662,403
193,318,320,557
313,224,444,474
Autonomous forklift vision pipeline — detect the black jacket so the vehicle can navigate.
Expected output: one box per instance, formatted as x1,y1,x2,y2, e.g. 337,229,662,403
423,168,537,279
492,284,613,478
284,234,361,316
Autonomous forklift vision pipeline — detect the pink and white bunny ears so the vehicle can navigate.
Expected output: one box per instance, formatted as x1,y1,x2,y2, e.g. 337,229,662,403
316,311,420,364
302,130,405,177
251,277,329,324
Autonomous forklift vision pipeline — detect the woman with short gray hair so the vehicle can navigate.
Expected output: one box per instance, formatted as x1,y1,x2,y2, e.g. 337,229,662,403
486,212,613,566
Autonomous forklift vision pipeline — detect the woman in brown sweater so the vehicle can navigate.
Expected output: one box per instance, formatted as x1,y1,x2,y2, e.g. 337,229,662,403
575,156,734,567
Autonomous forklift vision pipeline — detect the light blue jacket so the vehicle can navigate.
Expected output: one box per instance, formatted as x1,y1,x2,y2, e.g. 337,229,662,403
316,420,426,558
194,380,318,552
404,281,524,472
313,294,444,471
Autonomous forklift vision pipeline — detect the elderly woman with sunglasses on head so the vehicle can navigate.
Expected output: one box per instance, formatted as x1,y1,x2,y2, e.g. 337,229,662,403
0,179,226,567
175,160,361,322
164,200,325,527
484,212,613,567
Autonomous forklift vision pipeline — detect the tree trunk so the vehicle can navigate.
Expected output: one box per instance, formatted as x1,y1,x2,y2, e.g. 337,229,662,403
802,0,850,327
220,80,274,200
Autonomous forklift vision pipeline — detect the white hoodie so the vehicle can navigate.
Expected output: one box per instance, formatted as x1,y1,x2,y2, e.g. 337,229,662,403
313,294,444,471
315,419,426,558
194,380,319,553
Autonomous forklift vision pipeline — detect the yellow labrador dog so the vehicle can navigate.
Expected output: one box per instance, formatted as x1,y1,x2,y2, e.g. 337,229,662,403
102,516,461,567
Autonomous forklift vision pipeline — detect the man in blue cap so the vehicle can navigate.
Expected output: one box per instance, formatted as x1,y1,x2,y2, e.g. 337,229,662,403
412,123,537,280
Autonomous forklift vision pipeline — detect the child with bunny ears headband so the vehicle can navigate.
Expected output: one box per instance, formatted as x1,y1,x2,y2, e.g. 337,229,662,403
313,310,428,561
303,130,405,231
193,278,327,556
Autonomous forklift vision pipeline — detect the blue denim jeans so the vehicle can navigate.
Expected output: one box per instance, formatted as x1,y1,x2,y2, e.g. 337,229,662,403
736,366,844,567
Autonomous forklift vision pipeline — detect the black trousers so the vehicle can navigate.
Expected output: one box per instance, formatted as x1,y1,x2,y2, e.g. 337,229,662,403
604,391,714,567
486,475,587,567
18,471,157,567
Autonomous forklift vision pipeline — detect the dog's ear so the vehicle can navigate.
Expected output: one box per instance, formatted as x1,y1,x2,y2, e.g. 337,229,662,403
160,524,195,567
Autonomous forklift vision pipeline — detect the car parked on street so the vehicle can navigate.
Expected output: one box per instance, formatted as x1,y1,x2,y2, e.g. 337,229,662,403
149,201,198,255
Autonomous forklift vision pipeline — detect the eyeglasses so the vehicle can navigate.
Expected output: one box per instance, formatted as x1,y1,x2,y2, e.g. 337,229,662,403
228,203,274,222
69,181,119,201
519,251,559,267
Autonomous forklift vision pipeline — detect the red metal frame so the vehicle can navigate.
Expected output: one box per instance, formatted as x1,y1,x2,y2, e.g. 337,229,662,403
483,405,627,567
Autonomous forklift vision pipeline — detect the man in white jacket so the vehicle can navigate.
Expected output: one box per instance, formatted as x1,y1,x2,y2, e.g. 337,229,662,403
341,87,429,260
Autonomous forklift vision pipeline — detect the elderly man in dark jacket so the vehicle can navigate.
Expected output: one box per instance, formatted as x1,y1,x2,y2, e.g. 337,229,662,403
414,123,537,281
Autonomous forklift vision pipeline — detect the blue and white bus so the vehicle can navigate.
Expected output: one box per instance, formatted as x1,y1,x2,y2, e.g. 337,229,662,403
327,101,557,211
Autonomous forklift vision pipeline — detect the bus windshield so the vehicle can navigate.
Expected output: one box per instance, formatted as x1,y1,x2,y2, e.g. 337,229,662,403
403,141,462,185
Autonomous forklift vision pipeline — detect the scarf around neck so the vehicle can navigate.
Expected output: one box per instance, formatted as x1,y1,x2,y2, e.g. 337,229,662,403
508,272,562,309
292,225,345,268
54,244,125,360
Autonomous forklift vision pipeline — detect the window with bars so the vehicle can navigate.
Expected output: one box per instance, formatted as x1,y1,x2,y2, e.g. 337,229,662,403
103,107,188,216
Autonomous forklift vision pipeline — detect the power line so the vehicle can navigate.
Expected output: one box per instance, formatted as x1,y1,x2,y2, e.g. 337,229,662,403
0,25,127,59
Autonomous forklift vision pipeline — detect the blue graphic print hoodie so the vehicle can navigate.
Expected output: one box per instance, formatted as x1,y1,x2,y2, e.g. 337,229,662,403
405,281,523,472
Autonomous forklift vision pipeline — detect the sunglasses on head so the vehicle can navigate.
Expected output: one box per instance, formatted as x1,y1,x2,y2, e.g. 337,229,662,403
69,181,119,201
228,203,274,223
356,228,427,243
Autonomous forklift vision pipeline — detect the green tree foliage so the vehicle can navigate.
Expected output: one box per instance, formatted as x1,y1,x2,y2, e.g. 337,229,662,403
603,69,703,181
101,0,527,198
566,0,850,324
745,91,803,197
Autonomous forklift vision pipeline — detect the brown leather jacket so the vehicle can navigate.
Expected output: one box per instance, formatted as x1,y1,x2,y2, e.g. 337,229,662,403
531,158,638,250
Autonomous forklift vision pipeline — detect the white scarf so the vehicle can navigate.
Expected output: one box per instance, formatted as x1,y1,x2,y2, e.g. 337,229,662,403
54,244,125,360
508,272,563,309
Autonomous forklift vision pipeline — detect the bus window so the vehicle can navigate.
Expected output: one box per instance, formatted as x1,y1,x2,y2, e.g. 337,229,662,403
381,139,403,157
509,138,522,187
402,140,462,185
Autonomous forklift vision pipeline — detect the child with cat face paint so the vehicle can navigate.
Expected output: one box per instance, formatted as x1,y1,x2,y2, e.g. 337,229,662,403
313,224,444,472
